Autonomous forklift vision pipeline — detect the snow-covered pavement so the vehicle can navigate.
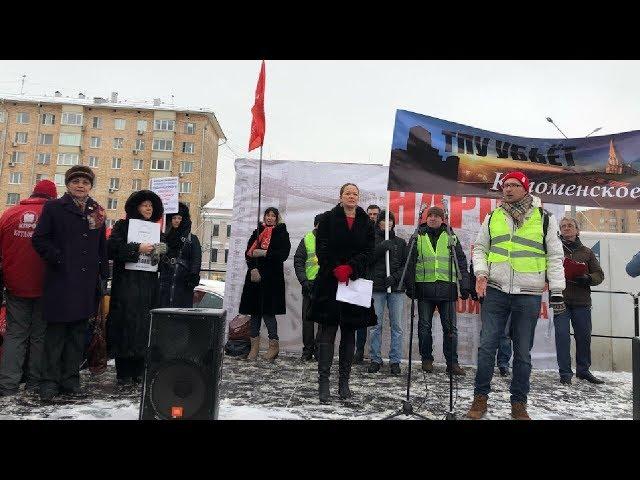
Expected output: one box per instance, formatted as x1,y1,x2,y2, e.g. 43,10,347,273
0,354,633,420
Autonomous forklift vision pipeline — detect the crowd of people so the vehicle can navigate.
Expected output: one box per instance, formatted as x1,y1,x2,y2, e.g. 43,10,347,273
238,171,640,420
0,165,201,400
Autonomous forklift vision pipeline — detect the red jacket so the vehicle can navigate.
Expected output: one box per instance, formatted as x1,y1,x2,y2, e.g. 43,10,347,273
0,197,49,297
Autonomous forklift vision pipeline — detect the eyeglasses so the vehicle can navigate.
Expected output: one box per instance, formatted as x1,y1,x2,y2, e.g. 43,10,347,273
502,183,523,189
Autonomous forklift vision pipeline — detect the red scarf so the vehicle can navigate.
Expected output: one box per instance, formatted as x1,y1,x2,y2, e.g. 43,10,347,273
247,225,274,258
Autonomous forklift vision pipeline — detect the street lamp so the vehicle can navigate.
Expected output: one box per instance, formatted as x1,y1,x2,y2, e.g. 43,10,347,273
546,117,569,139
585,127,602,138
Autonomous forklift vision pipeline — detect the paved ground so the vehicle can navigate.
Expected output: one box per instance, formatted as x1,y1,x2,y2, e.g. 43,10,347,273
0,354,633,420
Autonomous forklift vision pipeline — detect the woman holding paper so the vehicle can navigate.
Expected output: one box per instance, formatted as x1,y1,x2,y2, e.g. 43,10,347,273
107,190,165,385
309,183,376,403
238,207,291,362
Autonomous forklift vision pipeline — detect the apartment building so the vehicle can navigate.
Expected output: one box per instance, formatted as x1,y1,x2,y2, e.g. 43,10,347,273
201,197,232,280
0,92,225,231
577,208,640,233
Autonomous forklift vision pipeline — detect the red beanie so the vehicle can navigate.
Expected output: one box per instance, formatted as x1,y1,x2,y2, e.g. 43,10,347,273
500,171,530,191
32,179,58,199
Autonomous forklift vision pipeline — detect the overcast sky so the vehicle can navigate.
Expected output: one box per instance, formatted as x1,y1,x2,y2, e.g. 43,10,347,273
2,60,639,202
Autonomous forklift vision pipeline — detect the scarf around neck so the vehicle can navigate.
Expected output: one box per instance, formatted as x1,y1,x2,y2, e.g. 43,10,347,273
247,224,274,258
500,194,533,229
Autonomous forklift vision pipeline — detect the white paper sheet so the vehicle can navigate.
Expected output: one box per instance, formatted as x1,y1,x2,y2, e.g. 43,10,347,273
336,278,373,307
125,219,161,272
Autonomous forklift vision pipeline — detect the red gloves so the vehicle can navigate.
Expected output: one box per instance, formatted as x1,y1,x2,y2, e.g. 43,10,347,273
333,264,353,284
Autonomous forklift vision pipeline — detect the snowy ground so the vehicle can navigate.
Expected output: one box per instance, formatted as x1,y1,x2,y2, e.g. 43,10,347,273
0,354,633,420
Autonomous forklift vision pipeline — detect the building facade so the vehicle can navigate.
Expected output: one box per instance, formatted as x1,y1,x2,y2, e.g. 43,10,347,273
577,208,640,233
0,92,225,232
200,197,232,280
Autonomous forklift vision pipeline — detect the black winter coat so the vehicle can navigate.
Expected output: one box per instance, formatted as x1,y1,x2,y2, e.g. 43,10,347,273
106,218,163,358
404,223,469,301
238,223,291,316
309,204,377,328
158,233,202,308
32,193,108,324
369,227,408,293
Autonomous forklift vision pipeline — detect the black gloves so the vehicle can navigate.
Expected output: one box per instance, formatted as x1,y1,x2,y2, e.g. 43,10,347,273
549,295,566,314
573,274,591,287
384,276,395,289
379,239,393,251
460,288,471,300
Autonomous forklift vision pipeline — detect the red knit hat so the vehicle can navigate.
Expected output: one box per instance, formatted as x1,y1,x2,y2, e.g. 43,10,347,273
500,171,530,191
32,179,58,199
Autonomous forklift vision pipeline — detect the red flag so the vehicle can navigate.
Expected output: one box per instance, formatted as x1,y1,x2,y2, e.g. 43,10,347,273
249,60,266,152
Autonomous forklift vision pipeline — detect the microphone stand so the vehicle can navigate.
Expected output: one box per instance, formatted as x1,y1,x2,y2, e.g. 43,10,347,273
384,205,429,420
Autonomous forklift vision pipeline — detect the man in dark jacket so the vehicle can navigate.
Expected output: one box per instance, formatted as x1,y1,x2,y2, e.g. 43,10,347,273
555,217,605,385
32,166,109,400
0,180,57,396
366,211,407,375
293,214,322,361
405,206,470,375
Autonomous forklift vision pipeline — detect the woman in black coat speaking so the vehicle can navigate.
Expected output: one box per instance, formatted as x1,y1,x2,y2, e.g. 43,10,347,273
309,183,377,403
238,207,291,363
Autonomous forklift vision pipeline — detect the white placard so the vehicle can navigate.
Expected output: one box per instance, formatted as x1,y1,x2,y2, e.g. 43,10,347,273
336,278,374,308
125,219,161,272
150,176,179,215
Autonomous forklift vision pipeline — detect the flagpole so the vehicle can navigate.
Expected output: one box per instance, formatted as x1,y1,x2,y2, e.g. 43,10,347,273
256,146,263,230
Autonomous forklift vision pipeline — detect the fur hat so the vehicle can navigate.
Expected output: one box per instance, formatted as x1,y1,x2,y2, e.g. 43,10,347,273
124,190,164,222
426,206,445,220
65,165,95,186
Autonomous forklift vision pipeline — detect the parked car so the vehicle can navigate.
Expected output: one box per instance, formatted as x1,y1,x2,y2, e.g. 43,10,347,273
193,279,225,309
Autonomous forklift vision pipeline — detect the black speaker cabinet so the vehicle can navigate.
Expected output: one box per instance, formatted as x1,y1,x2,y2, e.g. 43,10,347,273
139,308,226,420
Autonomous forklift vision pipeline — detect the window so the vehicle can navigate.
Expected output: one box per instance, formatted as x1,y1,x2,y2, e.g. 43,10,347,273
185,122,196,134
61,112,83,125
132,179,141,191
107,198,118,210
225,249,229,263
113,137,124,149
16,112,30,124
114,118,126,130
41,113,55,125
111,157,122,169
54,174,66,186
38,133,53,145
180,161,193,173
37,153,51,165
136,120,147,132
609,225,616,231
182,142,194,154
109,178,120,190
35,174,48,183
57,153,79,166
106,218,116,228
135,139,145,150
133,159,143,170
59,133,81,146
227,224,231,237
213,224,219,237
0,111,5,122
11,152,26,164
151,158,171,171
90,137,101,148
599,218,605,224
6,193,20,205
88,156,99,167
15,132,28,144
179,182,192,194
92,116,102,129
9,172,22,184
154,119,175,131
152,139,173,151
211,249,218,263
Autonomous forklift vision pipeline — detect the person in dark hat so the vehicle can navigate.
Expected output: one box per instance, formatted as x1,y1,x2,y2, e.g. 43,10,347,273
32,166,108,401
0,180,57,397
107,190,166,385
239,206,291,362
158,202,202,308
293,213,323,361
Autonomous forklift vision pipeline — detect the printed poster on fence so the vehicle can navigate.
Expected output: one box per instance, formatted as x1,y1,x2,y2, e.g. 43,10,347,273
125,219,160,272
150,176,179,215
388,110,640,208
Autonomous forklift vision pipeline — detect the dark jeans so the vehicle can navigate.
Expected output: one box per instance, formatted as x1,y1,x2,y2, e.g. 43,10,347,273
250,313,278,340
355,327,367,352
554,305,592,379
115,356,145,380
496,318,512,369
317,323,356,363
40,319,87,394
417,298,458,365
302,293,317,355
0,293,45,394
474,287,541,404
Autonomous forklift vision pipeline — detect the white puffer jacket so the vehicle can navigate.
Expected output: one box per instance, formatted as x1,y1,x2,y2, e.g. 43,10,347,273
472,197,566,297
